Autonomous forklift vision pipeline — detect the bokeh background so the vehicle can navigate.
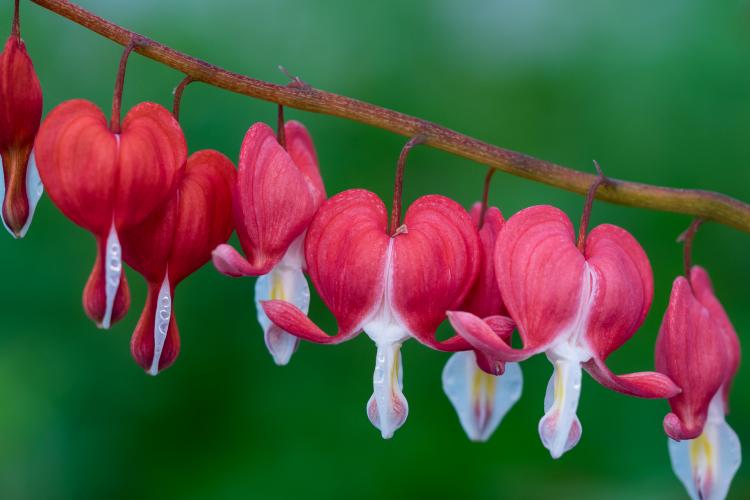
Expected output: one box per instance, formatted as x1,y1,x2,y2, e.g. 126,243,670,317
1,0,749,498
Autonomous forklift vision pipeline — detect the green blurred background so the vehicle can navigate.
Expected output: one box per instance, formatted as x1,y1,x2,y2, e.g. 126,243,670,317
1,0,749,498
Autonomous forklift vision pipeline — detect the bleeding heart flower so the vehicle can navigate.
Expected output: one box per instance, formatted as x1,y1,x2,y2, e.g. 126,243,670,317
212,120,325,365
656,266,741,500
0,31,43,238
34,99,186,328
262,189,480,438
442,202,523,442
120,149,235,374
449,204,679,458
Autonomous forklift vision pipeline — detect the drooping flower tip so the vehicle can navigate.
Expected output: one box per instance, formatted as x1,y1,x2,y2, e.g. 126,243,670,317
0,35,44,238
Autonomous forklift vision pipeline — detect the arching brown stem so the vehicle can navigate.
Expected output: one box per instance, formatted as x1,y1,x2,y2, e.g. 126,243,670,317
678,218,704,283
11,0,20,38
390,135,425,236
28,0,750,234
110,38,139,133
576,161,606,252
172,75,194,121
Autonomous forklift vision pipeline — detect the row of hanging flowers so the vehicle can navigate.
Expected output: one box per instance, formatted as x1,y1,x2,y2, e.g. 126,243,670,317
0,2,742,498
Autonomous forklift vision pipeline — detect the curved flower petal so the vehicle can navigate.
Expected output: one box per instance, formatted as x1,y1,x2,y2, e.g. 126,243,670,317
690,266,741,407
584,223,653,361
392,195,480,348
254,263,309,365
230,122,319,274
442,351,522,442
122,150,234,374
130,276,180,375
495,205,585,352
35,99,118,234
303,189,390,337
0,35,43,237
668,394,741,500
261,299,358,344
583,358,680,398
538,358,583,459
460,204,505,317
655,276,727,440
284,120,326,208
447,311,538,362
366,342,408,439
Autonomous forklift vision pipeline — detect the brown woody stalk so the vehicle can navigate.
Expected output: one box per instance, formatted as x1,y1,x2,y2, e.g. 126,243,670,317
28,0,750,234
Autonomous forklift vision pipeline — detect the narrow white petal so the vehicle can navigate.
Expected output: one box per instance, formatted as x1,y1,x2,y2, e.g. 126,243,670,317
101,222,123,330
366,341,408,439
148,274,172,376
254,263,309,365
538,358,583,459
442,351,523,442
0,153,8,237
16,150,44,238
668,394,741,500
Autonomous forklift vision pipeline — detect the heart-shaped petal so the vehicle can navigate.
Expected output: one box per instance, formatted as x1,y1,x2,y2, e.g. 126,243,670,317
392,194,479,349
122,150,235,374
222,122,323,276
495,205,585,354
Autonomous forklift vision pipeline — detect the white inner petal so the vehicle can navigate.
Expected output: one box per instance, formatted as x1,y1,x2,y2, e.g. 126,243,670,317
254,253,310,366
16,150,44,239
0,153,8,236
148,273,172,376
366,341,408,439
101,221,123,330
442,351,523,442
668,393,742,500
536,262,597,458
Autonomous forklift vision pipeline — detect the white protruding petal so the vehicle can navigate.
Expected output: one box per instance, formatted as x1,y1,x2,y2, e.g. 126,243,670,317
16,150,44,238
101,222,123,330
0,153,8,237
148,274,172,376
254,262,310,366
366,341,408,439
668,394,741,500
442,351,523,442
538,358,583,459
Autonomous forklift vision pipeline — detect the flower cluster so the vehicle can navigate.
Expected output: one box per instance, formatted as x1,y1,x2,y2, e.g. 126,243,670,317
0,3,742,498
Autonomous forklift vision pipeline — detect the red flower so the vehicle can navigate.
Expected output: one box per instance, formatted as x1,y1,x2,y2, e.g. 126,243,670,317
121,150,235,374
212,121,325,365
34,100,186,328
656,266,741,500
0,33,43,238
442,202,522,442
262,190,479,438
449,205,679,457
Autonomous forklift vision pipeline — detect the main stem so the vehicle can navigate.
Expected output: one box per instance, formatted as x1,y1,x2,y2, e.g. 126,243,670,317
28,0,750,234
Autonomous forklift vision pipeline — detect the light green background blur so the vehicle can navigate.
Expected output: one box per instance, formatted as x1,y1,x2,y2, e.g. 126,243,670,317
1,1,749,499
